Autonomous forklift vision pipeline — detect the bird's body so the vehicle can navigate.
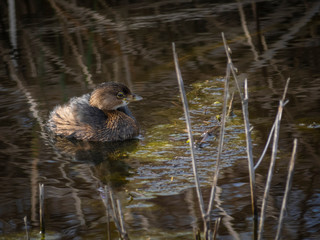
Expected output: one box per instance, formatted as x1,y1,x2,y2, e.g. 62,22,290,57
48,82,141,142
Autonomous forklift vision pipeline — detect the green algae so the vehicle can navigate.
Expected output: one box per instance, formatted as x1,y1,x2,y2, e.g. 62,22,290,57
124,78,251,196
0,230,61,240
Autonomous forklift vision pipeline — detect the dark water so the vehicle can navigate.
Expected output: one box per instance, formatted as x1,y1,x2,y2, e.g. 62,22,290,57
0,0,319,239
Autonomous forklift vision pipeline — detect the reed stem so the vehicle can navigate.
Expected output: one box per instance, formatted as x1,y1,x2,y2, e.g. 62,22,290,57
24,216,29,240
275,139,298,240
172,43,206,219
221,33,258,230
39,183,45,235
205,55,230,240
257,78,290,239
257,99,288,240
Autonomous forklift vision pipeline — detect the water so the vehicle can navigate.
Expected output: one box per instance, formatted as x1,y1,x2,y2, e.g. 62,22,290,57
0,0,319,239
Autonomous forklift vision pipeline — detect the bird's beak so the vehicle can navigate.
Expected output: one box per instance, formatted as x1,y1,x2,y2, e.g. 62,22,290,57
128,94,143,102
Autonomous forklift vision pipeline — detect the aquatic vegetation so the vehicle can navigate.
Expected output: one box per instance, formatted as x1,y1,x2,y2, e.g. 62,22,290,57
128,78,248,196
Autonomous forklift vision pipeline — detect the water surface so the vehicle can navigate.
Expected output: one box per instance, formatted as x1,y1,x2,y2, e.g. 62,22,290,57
0,0,319,239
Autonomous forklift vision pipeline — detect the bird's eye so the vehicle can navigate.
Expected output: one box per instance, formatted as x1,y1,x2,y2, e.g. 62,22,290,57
117,92,125,99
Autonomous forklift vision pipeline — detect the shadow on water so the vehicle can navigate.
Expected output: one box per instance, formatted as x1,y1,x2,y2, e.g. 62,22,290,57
52,137,139,187
0,0,320,239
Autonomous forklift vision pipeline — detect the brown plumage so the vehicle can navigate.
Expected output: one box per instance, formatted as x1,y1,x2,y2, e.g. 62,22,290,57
48,82,142,142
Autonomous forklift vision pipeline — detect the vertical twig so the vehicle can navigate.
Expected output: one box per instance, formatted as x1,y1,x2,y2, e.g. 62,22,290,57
257,101,288,239
39,183,45,235
257,78,290,240
24,216,29,240
205,56,230,239
242,78,258,220
221,33,258,230
172,43,206,218
275,139,298,240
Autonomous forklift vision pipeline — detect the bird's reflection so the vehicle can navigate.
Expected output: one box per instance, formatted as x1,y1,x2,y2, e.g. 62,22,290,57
51,136,139,188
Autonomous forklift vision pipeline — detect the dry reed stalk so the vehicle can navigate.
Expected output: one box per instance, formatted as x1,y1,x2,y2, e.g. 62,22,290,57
39,183,45,235
173,36,293,240
221,33,258,229
257,78,290,240
172,39,239,239
257,100,285,239
205,52,230,240
275,138,298,240
172,43,206,219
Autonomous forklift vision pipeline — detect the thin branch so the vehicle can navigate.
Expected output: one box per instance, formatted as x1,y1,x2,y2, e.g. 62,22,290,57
275,138,298,240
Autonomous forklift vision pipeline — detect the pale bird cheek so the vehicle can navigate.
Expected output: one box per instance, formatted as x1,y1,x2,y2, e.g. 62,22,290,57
102,100,112,109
